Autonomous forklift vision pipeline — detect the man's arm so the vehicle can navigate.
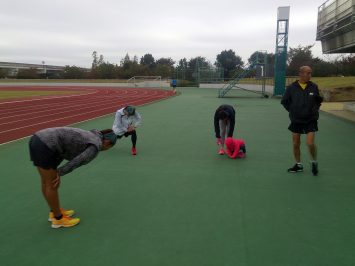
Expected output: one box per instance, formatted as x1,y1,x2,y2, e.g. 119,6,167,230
57,145,99,176
112,112,126,135
281,87,291,111
314,84,323,108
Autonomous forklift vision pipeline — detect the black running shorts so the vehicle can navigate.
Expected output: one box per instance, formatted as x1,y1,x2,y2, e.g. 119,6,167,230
29,135,63,169
288,120,318,134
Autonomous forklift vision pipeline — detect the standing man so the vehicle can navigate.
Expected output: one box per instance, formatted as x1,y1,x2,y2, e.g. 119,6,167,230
214,104,236,155
171,78,177,93
281,66,323,175
112,105,142,155
29,127,117,228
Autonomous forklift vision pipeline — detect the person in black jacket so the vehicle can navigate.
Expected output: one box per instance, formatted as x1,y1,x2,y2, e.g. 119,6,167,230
281,66,323,175
214,104,236,155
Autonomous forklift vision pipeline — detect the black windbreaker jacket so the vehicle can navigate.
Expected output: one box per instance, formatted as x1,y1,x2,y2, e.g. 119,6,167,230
281,81,323,124
214,104,236,138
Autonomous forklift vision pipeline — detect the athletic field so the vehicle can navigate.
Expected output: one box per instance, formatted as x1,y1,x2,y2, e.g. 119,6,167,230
0,87,354,266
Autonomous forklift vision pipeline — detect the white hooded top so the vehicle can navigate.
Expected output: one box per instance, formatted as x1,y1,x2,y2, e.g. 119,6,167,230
112,107,142,136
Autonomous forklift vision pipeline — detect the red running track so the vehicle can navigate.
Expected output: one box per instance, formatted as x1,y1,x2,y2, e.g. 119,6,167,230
0,86,175,144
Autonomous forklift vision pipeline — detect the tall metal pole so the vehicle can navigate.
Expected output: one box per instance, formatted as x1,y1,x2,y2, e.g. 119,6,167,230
274,6,290,96
195,58,200,86
42,61,46,78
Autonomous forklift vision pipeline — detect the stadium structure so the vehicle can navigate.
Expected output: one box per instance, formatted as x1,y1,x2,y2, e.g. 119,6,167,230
316,0,355,53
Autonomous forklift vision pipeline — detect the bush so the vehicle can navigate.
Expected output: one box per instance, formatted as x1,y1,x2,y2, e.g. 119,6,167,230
177,80,198,87
16,68,40,79
63,66,88,79
0,68,8,78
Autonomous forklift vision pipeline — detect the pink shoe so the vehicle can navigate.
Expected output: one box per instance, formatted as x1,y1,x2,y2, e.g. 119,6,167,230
218,148,225,155
131,147,137,155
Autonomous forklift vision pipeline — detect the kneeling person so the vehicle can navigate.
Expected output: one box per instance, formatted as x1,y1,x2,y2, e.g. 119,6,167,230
225,137,246,159
112,105,142,155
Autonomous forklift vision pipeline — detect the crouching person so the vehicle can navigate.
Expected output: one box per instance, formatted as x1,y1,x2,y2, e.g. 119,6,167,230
225,137,246,159
112,105,142,155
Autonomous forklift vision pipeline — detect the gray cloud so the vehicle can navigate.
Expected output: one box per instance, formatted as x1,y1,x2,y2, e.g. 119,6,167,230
0,0,328,67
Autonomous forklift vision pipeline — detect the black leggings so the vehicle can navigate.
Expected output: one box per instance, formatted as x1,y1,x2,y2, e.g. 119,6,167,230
118,130,137,147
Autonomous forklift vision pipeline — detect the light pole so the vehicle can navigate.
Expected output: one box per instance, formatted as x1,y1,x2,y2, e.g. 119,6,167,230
42,61,46,78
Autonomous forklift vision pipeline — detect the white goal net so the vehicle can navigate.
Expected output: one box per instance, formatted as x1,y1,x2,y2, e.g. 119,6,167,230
127,76,168,88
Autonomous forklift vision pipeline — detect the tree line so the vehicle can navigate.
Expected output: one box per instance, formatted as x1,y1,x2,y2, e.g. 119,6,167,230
1,45,354,79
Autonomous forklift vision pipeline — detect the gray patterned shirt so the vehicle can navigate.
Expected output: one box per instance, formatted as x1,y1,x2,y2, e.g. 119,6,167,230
35,127,103,176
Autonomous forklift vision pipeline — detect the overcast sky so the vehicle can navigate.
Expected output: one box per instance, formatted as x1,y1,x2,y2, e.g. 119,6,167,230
0,0,331,67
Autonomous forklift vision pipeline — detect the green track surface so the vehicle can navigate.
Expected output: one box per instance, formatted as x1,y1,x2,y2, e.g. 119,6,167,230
0,88,354,266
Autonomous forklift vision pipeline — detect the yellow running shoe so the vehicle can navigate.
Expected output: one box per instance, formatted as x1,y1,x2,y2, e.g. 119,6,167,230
48,208,75,222
51,216,80,229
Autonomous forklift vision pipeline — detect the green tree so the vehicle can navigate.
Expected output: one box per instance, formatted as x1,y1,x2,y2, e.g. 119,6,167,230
215,49,244,78
175,58,188,81
185,57,209,83
287,45,314,76
125,63,143,78
338,54,355,76
91,51,105,78
140,53,155,69
311,58,336,77
155,57,175,78
248,51,275,77
63,65,87,79
188,56,210,70
177,58,188,70
119,53,143,78
98,55,104,66
92,51,98,69
96,63,117,79
120,53,131,68
248,51,265,65
156,57,175,67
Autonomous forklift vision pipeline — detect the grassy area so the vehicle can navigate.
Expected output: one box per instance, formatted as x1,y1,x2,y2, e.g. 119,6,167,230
311,76,355,90
239,76,355,90
1,77,354,90
1,77,354,102
0,90,86,100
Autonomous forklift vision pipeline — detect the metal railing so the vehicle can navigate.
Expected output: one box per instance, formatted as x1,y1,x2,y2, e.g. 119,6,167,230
316,0,354,40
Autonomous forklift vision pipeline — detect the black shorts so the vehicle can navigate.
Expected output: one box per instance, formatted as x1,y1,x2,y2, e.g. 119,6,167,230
29,135,63,169
288,120,318,134
117,130,136,138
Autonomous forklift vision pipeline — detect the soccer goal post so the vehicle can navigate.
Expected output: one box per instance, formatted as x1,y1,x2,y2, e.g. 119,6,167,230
127,76,165,88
